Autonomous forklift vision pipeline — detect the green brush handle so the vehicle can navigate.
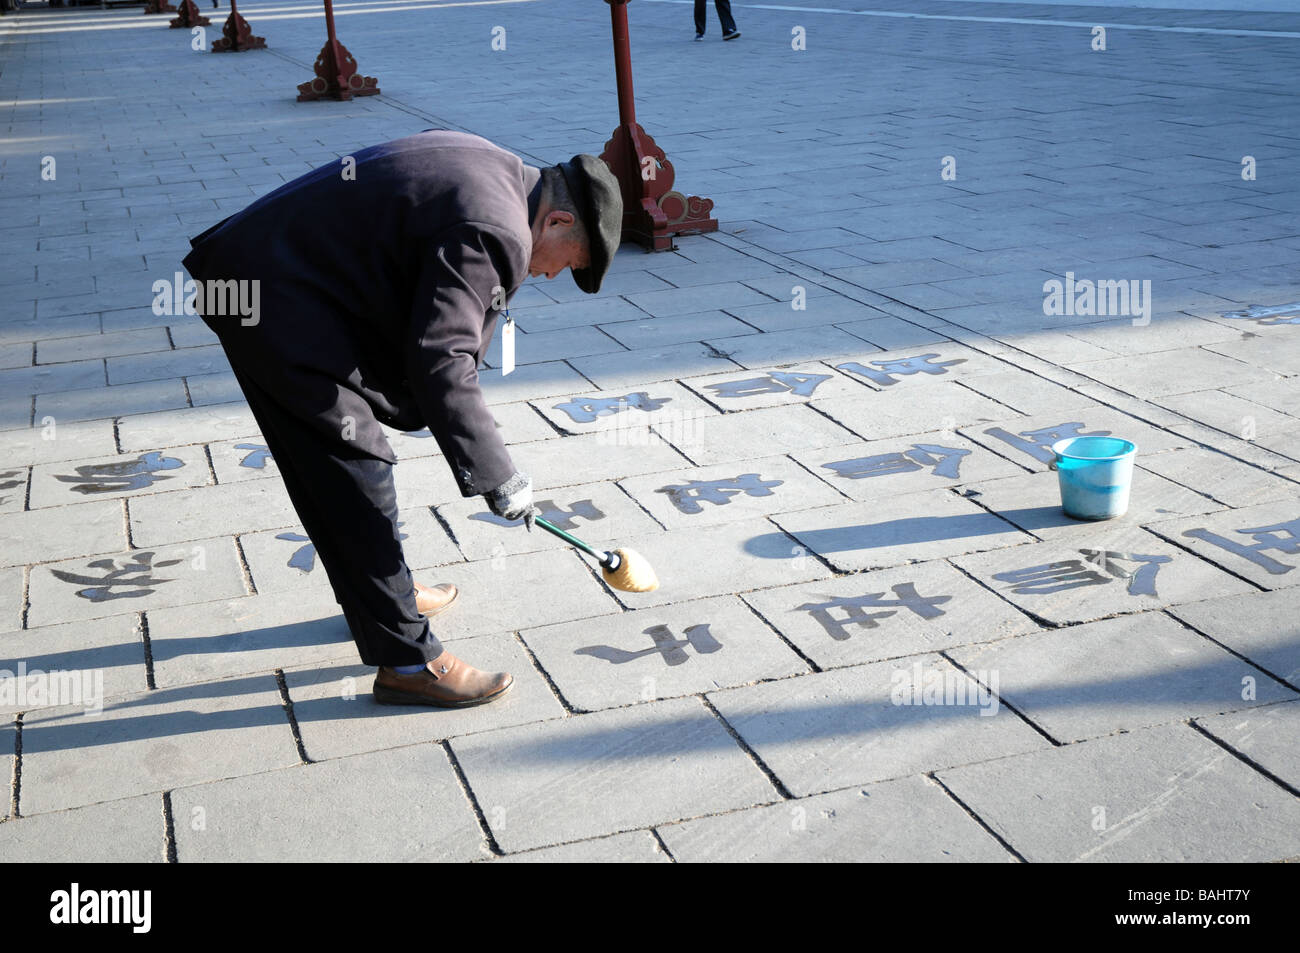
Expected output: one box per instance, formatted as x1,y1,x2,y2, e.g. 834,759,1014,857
534,516,614,566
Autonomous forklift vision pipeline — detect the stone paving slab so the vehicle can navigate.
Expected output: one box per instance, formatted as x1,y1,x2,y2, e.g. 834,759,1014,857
963,406,1193,473
684,362,871,411
0,464,27,515
658,774,1013,863
1137,447,1300,509
1155,389,1298,441
521,595,809,712
619,454,846,529
485,401,564,446
608,518,835,610
666,403,857,467
34,378,191,425
936,723,1300,862
1205,335,1300,378
1226,378,1300,420
0,418,116,467
950,612,1295,744
478,361,598,407
771,489,1033,574
962,467,1224,542
116,403,259,453
742,560,1041,670
953,527,1255,625
205,437,279,485
1067,347,1275,399
405,549,621,641
837,315,954,352
810,380,1012,442
18,674,299,815
956,368,1104,418
449,696,776,853
708,656,1048,797
708,326,880,369
1195,701,1300,794
492,830,669,864
1147,500,1300,590
1168,588,1300,691
36,328,170,365
27,535,247,629
0,794,165,863
507,429,690,490
241,508,462,595
794,432,1027,503
0,499,126,570
568,342,740,392
147,586,357,690
0,614,146,713
435,479,664,561
282,633,566,762
170,744,487,863
0,567,23,634
27,445,211,509
0,720,11,818
127,478,297,547
530,381,717,438
599,311,755,351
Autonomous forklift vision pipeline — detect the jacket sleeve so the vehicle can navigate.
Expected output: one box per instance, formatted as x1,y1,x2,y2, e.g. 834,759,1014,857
406,223,524,497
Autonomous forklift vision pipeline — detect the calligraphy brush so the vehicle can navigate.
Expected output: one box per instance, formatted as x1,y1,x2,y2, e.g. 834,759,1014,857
533,517,659,592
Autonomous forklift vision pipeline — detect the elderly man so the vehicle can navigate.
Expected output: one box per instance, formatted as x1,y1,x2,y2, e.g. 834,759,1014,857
182,130,622,708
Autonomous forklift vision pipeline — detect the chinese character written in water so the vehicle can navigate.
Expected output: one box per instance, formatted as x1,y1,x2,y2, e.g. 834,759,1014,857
0,469,22,506
1218,303,1300,327
552,392,671,424
236,443,273,469
471,498,607,530
576,623,721,666
54,451,185,495
1184,519,1300,576
837,353,966,387
823,444,971,481
704,370,830,401
982,423,1110,464
797,583,952,641
51,551,185,602
276,523,409,573
657,474,783,514
994,549,1171,597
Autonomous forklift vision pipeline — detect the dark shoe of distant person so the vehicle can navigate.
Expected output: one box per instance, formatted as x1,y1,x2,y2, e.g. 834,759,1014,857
695,32,704,41
724,29,741,40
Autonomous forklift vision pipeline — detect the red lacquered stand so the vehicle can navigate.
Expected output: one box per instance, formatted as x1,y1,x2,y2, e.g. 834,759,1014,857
211,0,266,52
297,0,380,101
599,0,717,251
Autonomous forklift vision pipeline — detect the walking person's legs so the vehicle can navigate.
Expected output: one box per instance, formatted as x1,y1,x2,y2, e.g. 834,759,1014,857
694,0,707,35
716,0,739,36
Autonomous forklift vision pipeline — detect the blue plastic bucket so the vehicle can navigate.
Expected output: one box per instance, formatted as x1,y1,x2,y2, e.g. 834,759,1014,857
1050,436,1137,520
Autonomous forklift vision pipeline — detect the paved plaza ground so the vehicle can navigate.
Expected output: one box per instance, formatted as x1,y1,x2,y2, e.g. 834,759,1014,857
1,0,1299,863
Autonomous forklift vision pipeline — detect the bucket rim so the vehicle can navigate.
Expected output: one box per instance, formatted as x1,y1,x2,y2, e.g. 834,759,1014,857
1051,436,1137,462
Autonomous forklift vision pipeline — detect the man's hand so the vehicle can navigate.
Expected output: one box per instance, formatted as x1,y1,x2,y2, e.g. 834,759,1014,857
485,471,536,531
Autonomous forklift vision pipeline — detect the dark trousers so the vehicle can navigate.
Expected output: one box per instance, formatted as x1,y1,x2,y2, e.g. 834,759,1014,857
695,0,737,35
230,365,445,668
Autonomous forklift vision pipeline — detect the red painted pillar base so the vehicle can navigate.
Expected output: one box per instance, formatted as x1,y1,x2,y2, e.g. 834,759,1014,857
143,0,178,14
600,0,716,251
297,0,379,101
169,0,210,27
297,39,380,101
212,0,265,52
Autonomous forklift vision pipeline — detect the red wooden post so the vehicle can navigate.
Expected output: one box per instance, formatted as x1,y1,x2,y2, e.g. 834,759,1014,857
297,0,380,101
599,0,717,251
211,0,266,52
169,0,210,28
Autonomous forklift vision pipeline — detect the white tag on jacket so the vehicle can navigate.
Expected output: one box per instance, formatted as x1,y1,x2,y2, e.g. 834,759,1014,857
501,312,515,376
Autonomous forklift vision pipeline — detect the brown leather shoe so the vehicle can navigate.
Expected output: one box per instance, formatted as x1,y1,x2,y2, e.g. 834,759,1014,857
414,581,458,618
373,650,513,708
